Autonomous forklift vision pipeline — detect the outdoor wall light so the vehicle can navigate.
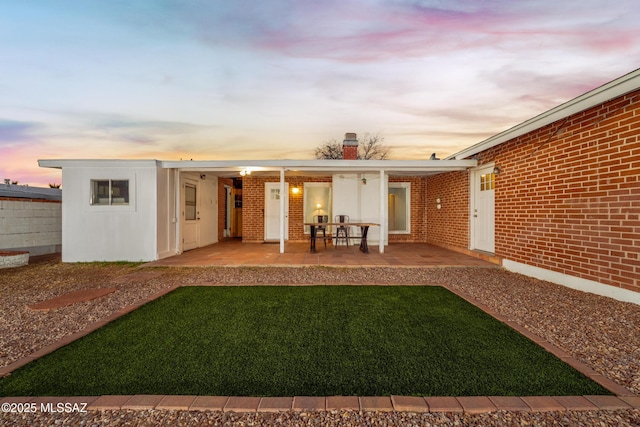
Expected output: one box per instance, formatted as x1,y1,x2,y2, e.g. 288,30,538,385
493,166,501,175
292,186,300,194
361,176,367,185
200,174,206,180
239,168,251,177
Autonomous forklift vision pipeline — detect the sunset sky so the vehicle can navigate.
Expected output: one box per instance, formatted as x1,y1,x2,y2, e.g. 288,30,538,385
2,0,639,187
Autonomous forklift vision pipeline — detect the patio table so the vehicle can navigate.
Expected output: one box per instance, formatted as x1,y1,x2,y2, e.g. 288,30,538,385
303,222,379,254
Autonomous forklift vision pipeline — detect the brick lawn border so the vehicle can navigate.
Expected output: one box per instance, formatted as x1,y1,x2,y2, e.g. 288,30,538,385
1,282,638,415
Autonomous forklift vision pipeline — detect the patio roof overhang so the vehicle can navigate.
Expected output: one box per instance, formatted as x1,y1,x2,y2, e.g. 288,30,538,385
160,159,477,177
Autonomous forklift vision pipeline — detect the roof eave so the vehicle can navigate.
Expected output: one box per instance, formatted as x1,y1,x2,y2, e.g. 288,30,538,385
448,67,640,160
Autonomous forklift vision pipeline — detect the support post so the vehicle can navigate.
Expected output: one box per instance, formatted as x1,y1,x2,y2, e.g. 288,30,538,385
379,169,385,254
280,168,285,254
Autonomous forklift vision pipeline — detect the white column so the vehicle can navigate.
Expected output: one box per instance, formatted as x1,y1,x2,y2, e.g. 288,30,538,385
174,169,181,255
280,168,285,254
379,169,385,254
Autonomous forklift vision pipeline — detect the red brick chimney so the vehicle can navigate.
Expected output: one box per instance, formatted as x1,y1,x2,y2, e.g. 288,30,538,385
342,132,358,160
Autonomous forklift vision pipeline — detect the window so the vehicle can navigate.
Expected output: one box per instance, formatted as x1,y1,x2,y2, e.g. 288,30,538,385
480,173,495,191
185,184,197,220
388,182,410,233
303,183,332,233
91,179,129,205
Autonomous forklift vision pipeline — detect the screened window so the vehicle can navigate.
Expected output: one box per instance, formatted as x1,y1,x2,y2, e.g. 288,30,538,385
388,183,410,233
91,179,129,205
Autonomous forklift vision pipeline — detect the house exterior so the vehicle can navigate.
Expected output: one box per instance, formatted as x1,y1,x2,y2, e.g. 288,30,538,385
431,68,640,303
39,68,640,304
0,181,62,256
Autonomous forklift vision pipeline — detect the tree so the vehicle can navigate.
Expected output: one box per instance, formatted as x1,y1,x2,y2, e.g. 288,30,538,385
49,183,61,189
314,133,390,160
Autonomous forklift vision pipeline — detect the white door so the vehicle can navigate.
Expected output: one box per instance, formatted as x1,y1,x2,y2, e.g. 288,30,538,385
471,165,495,253
182,178,200,251
264,182,289,241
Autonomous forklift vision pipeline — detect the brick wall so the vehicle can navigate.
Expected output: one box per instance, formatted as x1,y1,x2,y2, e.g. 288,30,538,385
242,176,332,242
425,171,470,248
388,176,428,242
0,197,62,255
432,89,640,294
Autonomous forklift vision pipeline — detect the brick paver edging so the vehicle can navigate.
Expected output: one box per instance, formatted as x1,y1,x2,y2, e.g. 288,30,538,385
0,394,638,414
1,282,638,415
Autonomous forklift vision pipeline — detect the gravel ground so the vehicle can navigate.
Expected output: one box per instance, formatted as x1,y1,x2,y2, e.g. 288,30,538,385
1,255,639,426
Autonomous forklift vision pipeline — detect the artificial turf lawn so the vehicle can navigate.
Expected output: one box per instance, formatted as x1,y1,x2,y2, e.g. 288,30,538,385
0,286,611,397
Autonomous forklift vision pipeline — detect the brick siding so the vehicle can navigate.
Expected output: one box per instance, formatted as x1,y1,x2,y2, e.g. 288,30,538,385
388,177,428,242
429,89,640,293
242,176,332,243
425,172,470,248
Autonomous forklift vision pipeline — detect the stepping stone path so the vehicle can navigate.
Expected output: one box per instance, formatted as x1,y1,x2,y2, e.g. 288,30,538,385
28,288,118,311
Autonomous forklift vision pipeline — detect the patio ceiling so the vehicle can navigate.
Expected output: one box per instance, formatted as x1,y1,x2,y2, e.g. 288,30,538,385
160,159,478,178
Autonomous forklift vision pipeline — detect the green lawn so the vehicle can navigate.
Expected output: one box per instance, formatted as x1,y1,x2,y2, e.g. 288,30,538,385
0,286,610,397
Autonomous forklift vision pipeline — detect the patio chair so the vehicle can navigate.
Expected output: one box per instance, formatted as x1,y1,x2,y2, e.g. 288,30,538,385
314,215,329,249
334,214,350,247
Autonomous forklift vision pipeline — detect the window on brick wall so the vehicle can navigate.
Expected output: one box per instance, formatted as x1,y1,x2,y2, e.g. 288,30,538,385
480,173,495,191
90,179,129,205
388,182,410,234
304,183,332,234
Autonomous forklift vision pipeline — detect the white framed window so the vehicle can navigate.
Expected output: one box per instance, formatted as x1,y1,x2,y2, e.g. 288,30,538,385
388,182,410,234
303,183,332,234
90,179,130,205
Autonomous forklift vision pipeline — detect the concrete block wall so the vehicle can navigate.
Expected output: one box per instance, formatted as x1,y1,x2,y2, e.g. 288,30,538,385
428,89,640,294
0,198,62,256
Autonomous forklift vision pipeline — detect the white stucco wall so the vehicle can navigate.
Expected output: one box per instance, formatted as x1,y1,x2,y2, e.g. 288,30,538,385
0,198,61,255
156,168,176,259
61,162,159,262
198,175,219,247
332,173,388,245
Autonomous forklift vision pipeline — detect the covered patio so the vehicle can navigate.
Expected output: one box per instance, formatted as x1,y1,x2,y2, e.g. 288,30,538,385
144,240,500,267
